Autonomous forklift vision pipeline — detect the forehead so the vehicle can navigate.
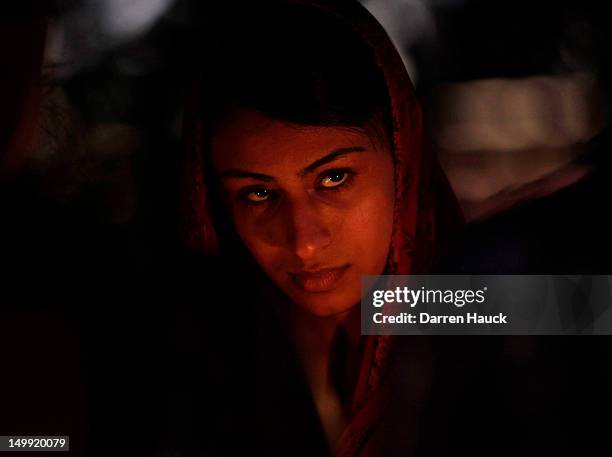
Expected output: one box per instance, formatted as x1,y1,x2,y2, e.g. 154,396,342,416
210,108,387,172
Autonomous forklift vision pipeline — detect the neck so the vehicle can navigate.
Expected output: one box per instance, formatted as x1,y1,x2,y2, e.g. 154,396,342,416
257,276,364,449
288,304,361,367
287,304,362,450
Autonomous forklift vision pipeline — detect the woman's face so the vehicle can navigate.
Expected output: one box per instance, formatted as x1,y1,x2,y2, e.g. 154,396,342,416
211,108,395,317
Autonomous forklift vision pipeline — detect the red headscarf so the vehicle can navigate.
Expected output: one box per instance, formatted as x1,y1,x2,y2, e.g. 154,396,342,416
180,1,463,455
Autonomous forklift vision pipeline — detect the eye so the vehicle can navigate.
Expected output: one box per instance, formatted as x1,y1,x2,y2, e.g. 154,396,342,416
319,170,349,188
244,188,271,203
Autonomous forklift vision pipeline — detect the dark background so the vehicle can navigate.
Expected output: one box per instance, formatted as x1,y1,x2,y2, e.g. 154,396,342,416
2,1,612,456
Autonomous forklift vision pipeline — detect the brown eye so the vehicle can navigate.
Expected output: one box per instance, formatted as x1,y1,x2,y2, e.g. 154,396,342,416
320,170,348,188
245,188,271,202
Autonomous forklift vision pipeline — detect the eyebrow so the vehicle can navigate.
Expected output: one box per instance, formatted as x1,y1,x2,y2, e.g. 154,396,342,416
218,169,275,182
219,146,366,181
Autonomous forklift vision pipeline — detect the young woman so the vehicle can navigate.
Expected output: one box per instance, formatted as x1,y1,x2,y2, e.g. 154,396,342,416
178,1,464,456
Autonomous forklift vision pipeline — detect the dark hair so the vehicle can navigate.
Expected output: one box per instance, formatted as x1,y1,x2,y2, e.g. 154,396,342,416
199,2,392,141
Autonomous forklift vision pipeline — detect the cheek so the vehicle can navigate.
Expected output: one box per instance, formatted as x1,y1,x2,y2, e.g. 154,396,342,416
231,215,286,274
341,187,394,272
340,154,395,273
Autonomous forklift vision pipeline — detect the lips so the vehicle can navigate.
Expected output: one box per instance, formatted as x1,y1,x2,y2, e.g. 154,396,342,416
288,265,350,293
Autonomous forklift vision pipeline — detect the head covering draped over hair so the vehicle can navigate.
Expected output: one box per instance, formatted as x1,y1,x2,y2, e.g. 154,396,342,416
180,1,463,456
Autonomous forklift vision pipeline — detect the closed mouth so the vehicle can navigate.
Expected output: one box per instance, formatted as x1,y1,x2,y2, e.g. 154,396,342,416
288,264,350,293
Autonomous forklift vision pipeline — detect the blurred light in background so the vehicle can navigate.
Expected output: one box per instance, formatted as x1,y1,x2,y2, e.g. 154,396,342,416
362,0,610,217
429,73,605,152
361,0,437,48
100,0,174,40
361,0,468,83
361,0,435,83
46,0,175,78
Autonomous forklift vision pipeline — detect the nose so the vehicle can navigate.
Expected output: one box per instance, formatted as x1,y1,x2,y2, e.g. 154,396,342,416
286,197,332,261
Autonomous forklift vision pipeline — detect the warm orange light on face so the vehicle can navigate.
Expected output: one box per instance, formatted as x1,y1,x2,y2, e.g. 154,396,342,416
211,108,395,317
